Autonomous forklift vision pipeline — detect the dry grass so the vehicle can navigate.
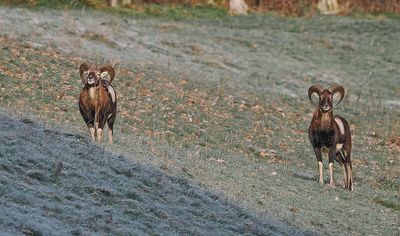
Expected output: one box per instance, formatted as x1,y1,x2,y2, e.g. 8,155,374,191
248,0,319,16
349,0,400,14
246,0,400,16
2,0,400,17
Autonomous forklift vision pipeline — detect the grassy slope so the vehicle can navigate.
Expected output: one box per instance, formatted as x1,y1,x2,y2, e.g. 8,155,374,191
0,8,399,235
0,113,305,235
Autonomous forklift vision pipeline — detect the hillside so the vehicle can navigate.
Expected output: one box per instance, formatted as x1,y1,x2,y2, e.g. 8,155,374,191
0,113,307,235
0,7,399,235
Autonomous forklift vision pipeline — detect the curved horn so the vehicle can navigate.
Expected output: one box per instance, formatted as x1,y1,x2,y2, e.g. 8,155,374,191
308,84,324,105
79,63,90,84
329,84,345,105
100,65,115,84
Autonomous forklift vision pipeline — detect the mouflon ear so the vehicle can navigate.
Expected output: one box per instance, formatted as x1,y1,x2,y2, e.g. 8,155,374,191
99,65,115,83
79,63,91,84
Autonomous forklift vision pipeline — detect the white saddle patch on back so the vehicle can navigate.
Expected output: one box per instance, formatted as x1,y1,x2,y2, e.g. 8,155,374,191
335,117,345,136
107,85,116,103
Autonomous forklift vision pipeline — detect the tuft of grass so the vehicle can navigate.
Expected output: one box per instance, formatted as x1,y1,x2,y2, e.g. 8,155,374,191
141,4,227,19
374,198,400,211
348,0,400,14
81,32,117,48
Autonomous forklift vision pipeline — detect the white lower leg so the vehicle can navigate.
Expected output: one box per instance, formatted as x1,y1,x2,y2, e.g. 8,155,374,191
108,129,113,144
89,127,95,142
329,163,335,186
347,164,353,191
97,128,103,143
342,165,348,188
318,161,323,184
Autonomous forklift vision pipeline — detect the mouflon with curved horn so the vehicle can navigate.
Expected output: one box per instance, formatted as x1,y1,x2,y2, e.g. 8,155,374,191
308,84,353,190
78,63,117,144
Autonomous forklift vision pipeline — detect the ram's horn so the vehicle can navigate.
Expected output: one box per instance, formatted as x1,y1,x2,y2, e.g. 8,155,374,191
308,84,324,105
329,84,345,105
79,63,90,84
99,65,115,84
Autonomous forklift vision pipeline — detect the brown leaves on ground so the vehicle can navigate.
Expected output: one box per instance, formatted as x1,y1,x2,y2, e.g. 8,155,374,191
259,149,276,158
1,35,398,178
386,136,400,151
0,35,308,168
0,37,83,123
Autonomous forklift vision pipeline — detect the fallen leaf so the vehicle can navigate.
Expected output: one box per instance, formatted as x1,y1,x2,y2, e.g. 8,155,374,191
289,208,299,213
178,79,187,86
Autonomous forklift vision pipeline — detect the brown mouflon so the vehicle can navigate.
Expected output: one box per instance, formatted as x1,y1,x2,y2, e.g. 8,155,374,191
78,63,117,144
308,84,353,190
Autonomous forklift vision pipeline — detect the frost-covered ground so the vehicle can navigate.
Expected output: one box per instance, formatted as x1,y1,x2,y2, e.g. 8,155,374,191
0,113,307,235
1,7,398,100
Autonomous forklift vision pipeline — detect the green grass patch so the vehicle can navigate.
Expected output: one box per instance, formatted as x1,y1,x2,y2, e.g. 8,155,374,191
0,0,87,9
1,0,228,19
141,5,227,19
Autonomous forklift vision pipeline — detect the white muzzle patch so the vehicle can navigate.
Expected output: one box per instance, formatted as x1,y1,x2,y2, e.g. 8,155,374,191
322,105,331,111
334,117,345,136
84,71,95,85
87,78,95,85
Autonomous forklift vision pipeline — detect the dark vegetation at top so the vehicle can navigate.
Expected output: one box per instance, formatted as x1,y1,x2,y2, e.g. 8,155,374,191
2,0,400,18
